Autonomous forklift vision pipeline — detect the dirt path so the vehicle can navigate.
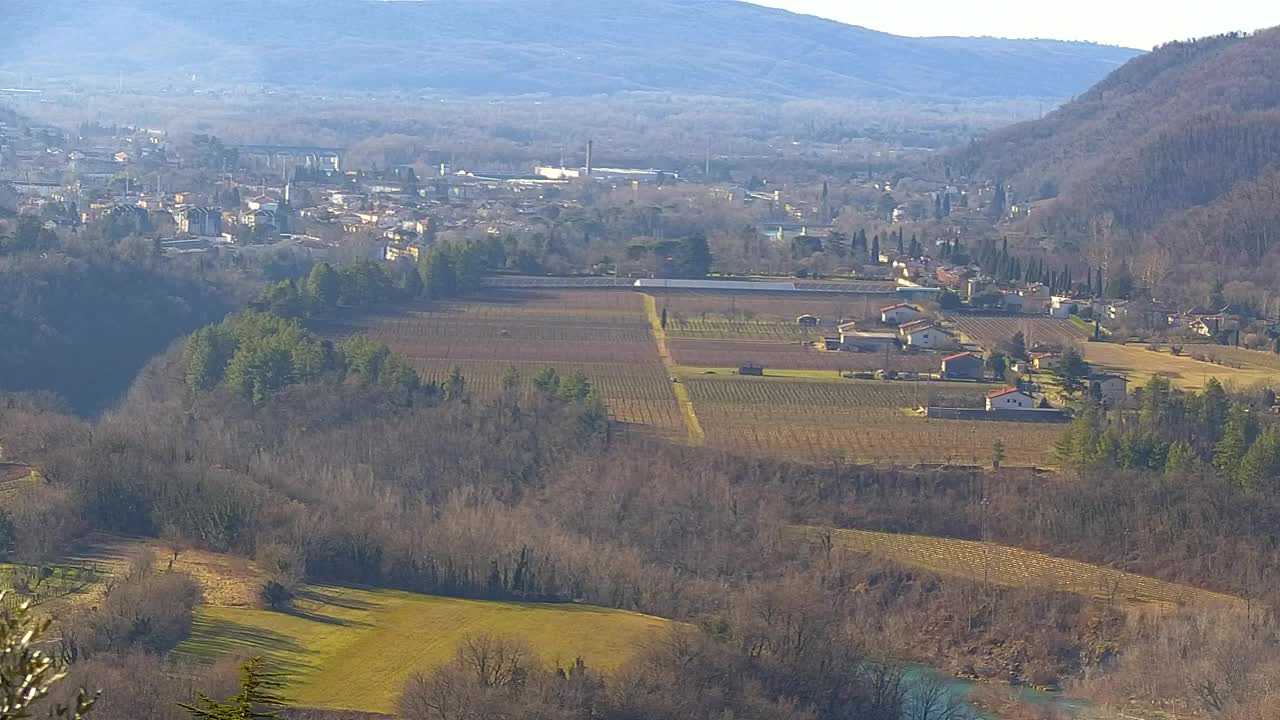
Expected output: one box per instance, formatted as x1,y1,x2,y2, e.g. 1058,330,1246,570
642,293,705,445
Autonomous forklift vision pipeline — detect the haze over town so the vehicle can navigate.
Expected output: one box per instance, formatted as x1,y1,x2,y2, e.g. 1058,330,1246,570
3,3,1280,720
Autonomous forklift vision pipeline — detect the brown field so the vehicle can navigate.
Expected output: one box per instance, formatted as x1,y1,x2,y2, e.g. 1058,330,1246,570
315,290,686,440
947,313,1090,349
668,338,940,373
684,377,1060,467
655,291,890,341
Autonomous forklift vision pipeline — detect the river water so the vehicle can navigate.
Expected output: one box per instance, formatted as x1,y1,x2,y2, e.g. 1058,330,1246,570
904,665,1090,719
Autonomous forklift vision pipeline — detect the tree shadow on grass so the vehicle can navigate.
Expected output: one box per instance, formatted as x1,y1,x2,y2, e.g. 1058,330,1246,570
179,616,313,676
297,587,380,611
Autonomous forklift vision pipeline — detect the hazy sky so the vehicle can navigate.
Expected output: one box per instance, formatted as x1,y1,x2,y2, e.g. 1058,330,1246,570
743,1,1278,49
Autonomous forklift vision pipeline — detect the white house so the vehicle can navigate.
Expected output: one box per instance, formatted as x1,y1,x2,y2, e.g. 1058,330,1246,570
1049,296,1082,319
880,303,924,325
898,321,955,350
986,388,1035,411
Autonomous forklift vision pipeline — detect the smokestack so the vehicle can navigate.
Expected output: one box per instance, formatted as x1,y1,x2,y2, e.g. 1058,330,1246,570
586,140,593,177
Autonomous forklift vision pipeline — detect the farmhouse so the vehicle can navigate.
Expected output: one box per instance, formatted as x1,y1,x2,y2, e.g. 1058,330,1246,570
941,352,984,380
1089,374,1128,406
898,320,956,350
1189,316,1225,337
1031,352,1059,370
986,388,1035,411
1049,296,1082,319
880,303,924,325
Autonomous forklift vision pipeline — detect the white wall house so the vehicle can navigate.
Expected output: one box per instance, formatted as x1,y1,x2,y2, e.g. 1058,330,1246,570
986,389,1035,411
880,303,924,325
899,323,955,350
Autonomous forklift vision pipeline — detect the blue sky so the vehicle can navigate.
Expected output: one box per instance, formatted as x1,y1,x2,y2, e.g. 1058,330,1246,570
744,0,1278,49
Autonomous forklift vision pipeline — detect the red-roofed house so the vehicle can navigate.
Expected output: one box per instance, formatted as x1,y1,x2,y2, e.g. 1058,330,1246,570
985,388,1035,411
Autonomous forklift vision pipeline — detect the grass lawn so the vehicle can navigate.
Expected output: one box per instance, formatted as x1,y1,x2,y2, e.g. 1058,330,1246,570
1081,342,1280,391
174,586,668,714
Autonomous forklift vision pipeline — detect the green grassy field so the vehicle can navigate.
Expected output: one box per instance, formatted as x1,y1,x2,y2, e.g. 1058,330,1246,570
174,586,669,714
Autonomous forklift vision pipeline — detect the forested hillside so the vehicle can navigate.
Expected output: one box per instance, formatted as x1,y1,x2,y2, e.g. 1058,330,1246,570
951,28,1280,293
0,0,1138,101
0,225,257,414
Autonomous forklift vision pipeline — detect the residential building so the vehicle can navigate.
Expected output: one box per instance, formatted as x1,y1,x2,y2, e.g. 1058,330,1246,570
898,320,956,350
941,352,984,380
178,206,223,236
880,303,924,325
1031,352,1059,370
986,388,1035,411
1089,374,1128,406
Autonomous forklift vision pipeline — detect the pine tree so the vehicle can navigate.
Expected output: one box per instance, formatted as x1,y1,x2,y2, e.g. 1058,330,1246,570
182,657,286,720
1237,429,1280,495
305,262,340,309
1164,440,1199,476
1213,405,1249,483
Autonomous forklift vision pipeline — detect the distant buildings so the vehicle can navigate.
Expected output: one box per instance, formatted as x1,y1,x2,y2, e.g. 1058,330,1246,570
178,206,222,236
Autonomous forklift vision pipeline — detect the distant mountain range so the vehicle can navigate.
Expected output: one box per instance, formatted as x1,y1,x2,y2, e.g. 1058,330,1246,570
953,28,1280,286
0,0,1138,101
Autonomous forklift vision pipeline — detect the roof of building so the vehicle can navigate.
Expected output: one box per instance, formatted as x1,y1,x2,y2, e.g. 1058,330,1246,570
986,388,1030,400
1089,373,1127,382
943,352,980,362
880,302,918,312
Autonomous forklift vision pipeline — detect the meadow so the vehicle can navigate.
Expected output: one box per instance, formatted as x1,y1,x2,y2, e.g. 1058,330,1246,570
1081,342,1279,391
175,588,668,714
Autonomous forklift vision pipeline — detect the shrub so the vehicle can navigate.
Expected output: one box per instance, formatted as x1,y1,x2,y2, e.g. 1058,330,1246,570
261,580,293,611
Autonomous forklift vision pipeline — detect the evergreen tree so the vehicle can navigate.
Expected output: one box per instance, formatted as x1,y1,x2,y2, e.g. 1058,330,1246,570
942,194,951,216
182,657,286,720
443,365,467,401
1199,379,1230,441
1237,429,1280,495
1213,405,1250,483
306,262,340,309
1164,440,1200,476
1053,347,1091,396
870,236,880,265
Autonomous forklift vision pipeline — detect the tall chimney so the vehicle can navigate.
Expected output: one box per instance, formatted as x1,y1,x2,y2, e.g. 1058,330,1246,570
586,140,593,177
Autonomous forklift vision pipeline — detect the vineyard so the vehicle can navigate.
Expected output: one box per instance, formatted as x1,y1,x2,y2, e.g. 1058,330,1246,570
947,314,1090,349
316,290,687,441
685,377,1060,466
668,338,940,373
787,526,1244,614
657,291,885,341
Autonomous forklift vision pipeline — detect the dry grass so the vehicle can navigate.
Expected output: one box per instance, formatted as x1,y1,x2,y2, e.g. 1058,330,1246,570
788,526,1244,614
1081,343,1280,392
175,587,668,714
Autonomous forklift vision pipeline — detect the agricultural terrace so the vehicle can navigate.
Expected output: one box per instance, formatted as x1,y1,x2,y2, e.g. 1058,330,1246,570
947,313,1090,349
1082,343,1280,392
788,526,1244,614
176,587,668,714
313,290,686,440
684,376,1060,467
